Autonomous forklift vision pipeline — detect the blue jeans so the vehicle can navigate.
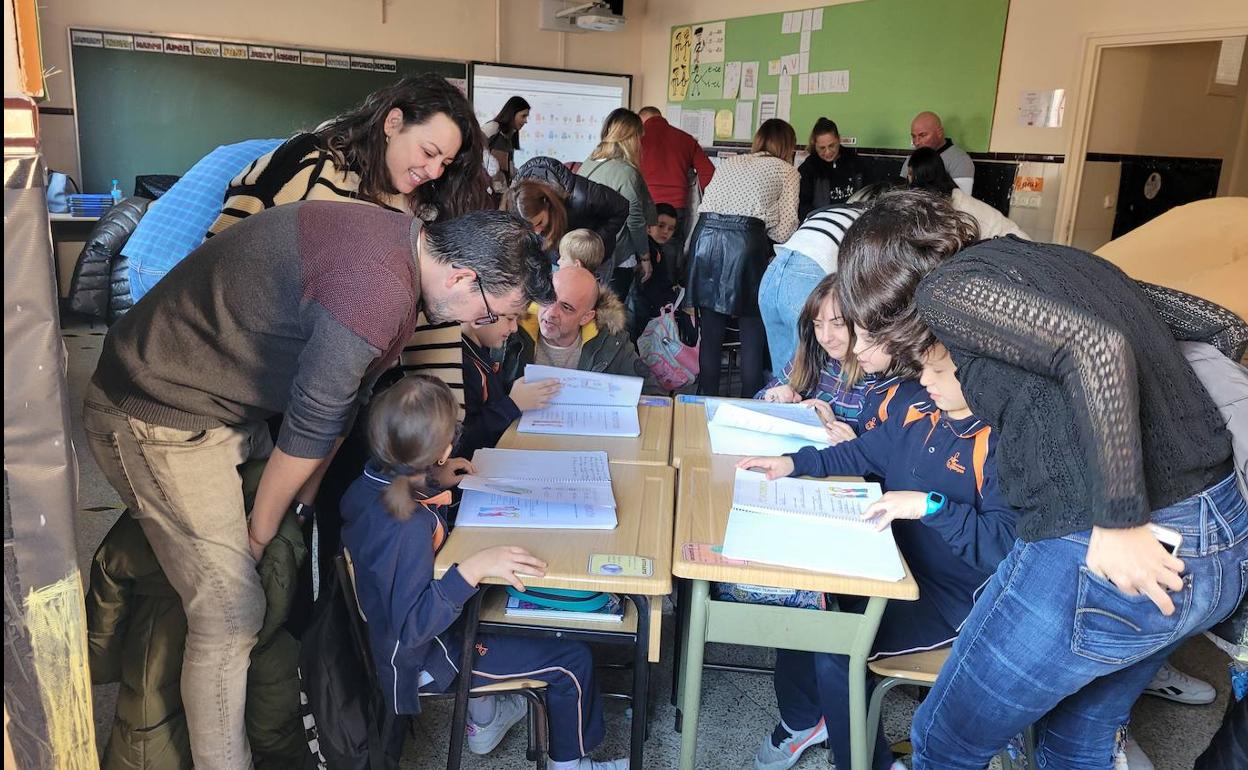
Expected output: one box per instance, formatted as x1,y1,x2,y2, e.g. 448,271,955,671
912,473,1248,769
758,248,826,375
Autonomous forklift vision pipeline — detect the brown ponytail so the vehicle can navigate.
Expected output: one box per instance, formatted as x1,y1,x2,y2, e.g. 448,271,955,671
365,376,459,521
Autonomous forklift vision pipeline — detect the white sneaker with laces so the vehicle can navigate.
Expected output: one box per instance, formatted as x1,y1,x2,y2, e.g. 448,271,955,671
1113,735,1155,770
753,718,828,770
465,693,527,755
1143,662,1216,705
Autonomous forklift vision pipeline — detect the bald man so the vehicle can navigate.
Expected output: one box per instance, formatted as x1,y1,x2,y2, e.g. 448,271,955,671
900,111,975,194
502,265,659,392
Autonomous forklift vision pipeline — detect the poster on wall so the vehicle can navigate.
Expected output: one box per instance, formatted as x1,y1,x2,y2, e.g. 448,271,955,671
669,26,691,102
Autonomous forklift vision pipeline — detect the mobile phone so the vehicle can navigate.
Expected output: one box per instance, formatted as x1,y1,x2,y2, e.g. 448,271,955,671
1149,523,1183,555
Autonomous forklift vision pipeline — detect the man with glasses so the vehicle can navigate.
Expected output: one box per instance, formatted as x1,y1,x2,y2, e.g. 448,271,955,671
83,202,551,769
500,265,658,392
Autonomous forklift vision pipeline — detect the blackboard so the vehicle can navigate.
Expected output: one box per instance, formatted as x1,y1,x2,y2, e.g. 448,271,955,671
69,29,465,195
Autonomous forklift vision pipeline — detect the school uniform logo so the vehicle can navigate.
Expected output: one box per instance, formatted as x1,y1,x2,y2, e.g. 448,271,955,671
946,451,966,474
475,642,490,657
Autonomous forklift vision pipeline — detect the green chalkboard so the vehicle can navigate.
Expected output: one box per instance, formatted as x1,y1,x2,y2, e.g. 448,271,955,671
668,0,1008,151
69,30,465,195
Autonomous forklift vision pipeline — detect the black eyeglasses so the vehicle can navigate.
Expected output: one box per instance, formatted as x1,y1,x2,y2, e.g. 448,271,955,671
471,278,499,328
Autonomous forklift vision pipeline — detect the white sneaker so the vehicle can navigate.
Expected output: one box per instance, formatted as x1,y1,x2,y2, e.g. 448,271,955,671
1113,730,1155,770
554,759,629,770
754,718,828,770
1143,662,1216,705
465,693,526,755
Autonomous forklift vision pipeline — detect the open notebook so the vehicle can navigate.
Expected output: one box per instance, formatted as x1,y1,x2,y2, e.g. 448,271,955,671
721,468,905,581
705,399,831,455
517,364,643,438
456,448,618,530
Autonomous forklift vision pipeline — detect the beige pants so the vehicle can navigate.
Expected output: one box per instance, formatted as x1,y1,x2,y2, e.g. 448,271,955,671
83,384,272,770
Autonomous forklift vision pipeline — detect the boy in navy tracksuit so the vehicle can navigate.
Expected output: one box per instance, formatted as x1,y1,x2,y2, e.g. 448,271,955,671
740,343,1019,770
341,377,624,770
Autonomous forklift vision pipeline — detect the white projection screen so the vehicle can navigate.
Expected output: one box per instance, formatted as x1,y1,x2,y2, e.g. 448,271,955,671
470,63,632,165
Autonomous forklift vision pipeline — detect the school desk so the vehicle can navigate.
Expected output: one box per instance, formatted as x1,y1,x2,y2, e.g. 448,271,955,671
496,396,674,467
435,462,675,769
672,452,918,770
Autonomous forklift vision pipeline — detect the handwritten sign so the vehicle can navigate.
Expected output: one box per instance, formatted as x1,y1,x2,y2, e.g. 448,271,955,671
668,26,691,102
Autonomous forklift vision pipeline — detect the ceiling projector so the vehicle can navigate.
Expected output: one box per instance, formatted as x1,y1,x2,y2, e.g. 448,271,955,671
576,13,626,31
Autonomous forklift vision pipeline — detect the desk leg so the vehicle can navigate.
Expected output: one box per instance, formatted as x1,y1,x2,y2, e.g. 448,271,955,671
847,597,888,770
671,578,689,711
677,580,709,770
447,592,483,770
627,594,651,769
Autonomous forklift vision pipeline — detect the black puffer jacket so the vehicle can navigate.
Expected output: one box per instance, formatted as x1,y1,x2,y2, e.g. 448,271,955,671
67,196,149,322
513,156,629,262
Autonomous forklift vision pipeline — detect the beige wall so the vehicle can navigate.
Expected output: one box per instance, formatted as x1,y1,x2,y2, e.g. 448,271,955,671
1087,42,1248,162
36,0,649,180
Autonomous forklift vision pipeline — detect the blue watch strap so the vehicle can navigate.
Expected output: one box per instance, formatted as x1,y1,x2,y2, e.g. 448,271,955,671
924,492,946,516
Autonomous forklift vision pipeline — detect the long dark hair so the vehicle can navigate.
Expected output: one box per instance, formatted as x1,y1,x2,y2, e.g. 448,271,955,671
790,273,863,396
367,376,460,521
491,96,532,149
314,74,491,219
837,189,979,368
806,117,840,156
907,146,956,197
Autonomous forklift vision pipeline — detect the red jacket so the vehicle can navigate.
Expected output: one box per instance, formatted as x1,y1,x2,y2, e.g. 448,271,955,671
639,116,715,209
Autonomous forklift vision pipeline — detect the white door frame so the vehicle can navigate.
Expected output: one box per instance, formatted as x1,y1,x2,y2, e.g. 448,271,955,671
1055,23,1248,243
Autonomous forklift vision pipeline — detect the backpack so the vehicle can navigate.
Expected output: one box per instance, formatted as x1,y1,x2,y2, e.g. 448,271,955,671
46,170,79,213
1181,341,1248,501
298,569,407,770
639,289,699,391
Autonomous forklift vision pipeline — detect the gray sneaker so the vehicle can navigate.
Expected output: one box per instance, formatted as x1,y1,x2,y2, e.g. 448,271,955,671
465,694,526,755
754,718,828,770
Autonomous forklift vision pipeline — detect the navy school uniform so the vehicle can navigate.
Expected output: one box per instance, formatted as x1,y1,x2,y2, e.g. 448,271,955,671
459,334,521,459
773,400,1019,770
339,464,606,762
858,375,926,434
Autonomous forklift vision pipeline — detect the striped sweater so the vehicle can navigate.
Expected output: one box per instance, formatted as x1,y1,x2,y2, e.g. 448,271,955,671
207,133,465,412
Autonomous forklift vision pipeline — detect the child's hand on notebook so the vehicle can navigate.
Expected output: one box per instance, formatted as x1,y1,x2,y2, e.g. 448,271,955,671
800,400,856,445
459,546,548,590
736,455,795,480
511,377,562,411
762,384,801,403
431,457,475,489
862,491,926,530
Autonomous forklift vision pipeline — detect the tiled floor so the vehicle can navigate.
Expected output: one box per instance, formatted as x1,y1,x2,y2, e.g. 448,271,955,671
65,317,1232,769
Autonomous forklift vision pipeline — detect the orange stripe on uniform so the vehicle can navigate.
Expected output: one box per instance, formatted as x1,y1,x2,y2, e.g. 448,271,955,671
878,383,900,422
972,427,991,495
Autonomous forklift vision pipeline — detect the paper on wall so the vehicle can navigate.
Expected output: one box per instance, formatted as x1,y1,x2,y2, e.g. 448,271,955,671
819,70,851,94
734,101,753,141
740,61,759,100
768,59,781,76
798,74,810,96
694,21,725,63
802,9,814,32
779,74,792,94
758,93,778,123
777,91,792,122
800,30,811,53
715,108,734,139
1017,88,1066,128
812,8,824,30
799,50,810,74
780,54,800,76
667,104,683,126
782,12,799,34
723,61,742,99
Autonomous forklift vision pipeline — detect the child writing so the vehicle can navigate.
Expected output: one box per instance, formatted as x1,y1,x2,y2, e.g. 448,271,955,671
460,310,561,459
340,376,627,770
739,341,1019,770
557,228,606,273
758,273,875,445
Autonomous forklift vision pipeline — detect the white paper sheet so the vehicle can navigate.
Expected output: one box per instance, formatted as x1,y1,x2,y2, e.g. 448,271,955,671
780,54,800,76
812,8,824,30
708,399,828,442
733,469,881,521
777,91,792,122
697,21,726,63
800,30,811,53
819,70,851,94
518,404,641,437
798,50,810,74
802,9,814,32
458,475,616,509
740,61,759,100
523,364,642,407
733,101,754,141
470,448,611,483
457,491,618,530
723,61,742,99
707,423,826,456
758,94,778,123
667,104,683,126
768,59,781,76
778,74,792,94
782,12,799,34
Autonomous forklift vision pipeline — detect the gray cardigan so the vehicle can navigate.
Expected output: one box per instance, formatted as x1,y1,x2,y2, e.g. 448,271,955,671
577,157,656,274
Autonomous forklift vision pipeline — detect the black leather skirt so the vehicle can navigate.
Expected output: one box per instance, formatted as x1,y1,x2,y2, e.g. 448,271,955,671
684,212,770,318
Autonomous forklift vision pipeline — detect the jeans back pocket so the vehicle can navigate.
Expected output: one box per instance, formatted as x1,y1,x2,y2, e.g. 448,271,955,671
1072,566,1192,666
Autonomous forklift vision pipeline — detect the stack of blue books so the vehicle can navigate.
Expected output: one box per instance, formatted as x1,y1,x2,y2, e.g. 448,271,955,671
67,193,113,217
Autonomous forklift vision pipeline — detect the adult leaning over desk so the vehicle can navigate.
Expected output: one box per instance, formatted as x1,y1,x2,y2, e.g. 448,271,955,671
834,188,1248,769
83,204,552,770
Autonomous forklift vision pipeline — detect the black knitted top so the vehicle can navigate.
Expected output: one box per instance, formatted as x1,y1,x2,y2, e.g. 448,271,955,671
915,236,1247,541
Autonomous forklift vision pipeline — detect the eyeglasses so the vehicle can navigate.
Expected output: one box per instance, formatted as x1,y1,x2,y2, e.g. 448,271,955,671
471,277,499,328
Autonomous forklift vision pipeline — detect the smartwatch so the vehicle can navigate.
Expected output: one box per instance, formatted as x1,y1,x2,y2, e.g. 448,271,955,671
924,491,946,516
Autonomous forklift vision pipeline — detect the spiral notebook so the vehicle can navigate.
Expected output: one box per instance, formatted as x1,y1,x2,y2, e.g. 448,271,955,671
517,365,642,437
721,469,905,581
705,399,830,455
457,449,618,530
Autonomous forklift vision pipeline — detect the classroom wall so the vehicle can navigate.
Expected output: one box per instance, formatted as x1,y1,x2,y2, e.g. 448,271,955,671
1087,42,1248,164
4,0,19,94
35,0,650,181
638,0,1248,155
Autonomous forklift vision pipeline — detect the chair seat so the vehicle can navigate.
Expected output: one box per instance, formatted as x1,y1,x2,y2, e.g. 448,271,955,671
419,678,549,698
867,648,951,684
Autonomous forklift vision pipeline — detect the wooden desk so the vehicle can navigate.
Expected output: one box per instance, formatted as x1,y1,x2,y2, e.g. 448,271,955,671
436,462,675,770
496,397,675,467
671,394,768,468
672,454,918,770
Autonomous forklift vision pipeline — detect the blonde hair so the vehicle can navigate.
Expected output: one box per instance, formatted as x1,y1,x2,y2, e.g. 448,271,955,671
590,108,644,168
365,376,459,521
557,229,605,273
752,118,797,162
